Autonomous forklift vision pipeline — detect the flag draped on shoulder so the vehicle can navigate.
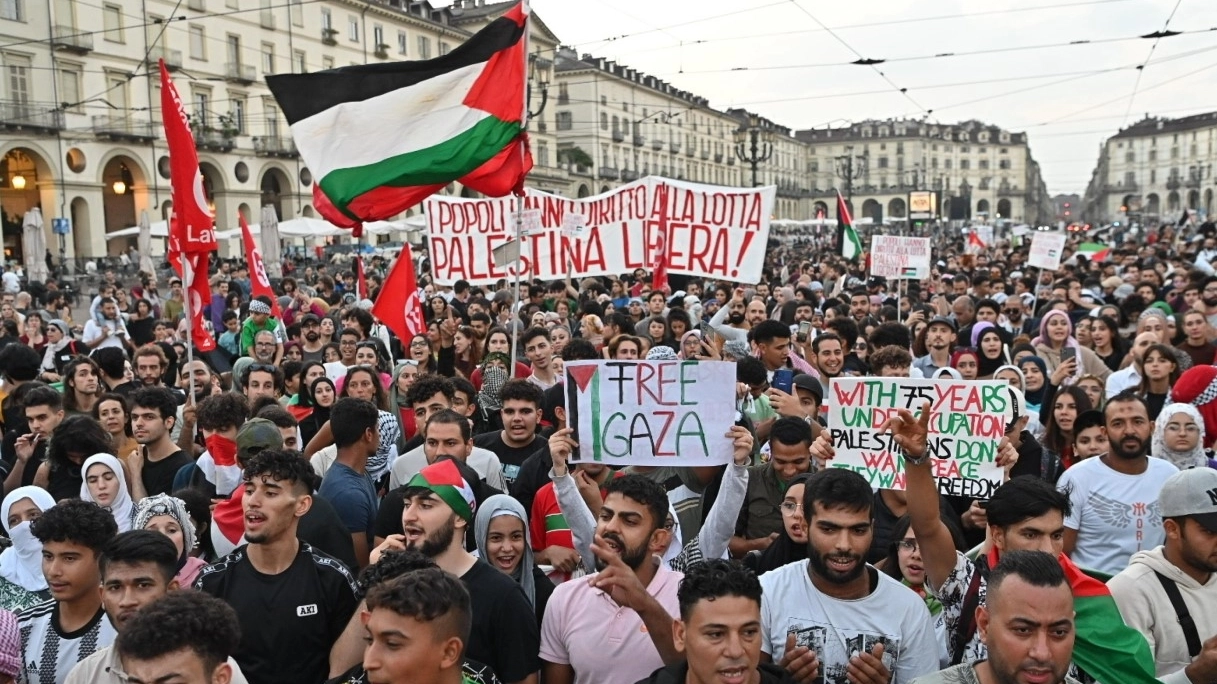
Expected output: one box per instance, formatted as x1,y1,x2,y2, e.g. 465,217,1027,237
265,1,532,224
836,191,862,260
372,245,426,345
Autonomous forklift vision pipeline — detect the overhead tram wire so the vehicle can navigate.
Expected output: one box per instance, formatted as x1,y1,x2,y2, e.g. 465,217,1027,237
1121,0,1186,125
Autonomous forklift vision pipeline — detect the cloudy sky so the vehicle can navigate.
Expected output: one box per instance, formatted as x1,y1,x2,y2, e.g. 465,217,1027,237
476,0,1217,194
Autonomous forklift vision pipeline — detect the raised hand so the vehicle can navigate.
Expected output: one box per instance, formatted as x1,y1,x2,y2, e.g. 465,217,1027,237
875,400,931,460
779,632,820,684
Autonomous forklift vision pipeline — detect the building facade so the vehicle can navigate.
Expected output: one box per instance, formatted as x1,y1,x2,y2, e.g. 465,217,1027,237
795,119,1053,225
1081,113,1217,225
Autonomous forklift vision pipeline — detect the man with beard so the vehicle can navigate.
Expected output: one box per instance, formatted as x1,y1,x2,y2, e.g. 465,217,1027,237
759,468,939,684
370,458,539,684
195,449,358,684
1201,276,1217,331
913,316,957,378
1108,468,1217,683
810,333,845,397
709,289,752,343
911,551,1081,684
540,475,682,684
299,313,326,362
1058,392,1178,575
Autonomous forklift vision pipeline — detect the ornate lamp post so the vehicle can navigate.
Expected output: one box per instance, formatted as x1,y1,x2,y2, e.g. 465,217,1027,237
733,113,772,187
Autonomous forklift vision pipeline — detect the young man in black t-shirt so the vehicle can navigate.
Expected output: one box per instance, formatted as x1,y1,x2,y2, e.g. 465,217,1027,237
196,449,358,684
369,459,540,684
128,386,193,498
472,379,545,487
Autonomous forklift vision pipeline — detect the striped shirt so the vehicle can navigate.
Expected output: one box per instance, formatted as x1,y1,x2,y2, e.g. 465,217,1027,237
16,600,116,684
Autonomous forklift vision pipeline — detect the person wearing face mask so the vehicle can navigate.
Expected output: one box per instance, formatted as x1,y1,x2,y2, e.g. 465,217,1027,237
80,454,134,532
188,392,249,500
0,487,54,611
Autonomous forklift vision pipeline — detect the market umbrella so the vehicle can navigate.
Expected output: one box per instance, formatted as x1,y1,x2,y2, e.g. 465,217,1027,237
259,205,282,279
21,208,47,283
137,210,156,276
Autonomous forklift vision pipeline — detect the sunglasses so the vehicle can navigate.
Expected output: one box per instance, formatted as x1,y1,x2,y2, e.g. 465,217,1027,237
247,363,277,373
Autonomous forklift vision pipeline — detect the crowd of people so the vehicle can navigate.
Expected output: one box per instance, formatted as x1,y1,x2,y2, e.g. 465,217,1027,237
0,218,1214,684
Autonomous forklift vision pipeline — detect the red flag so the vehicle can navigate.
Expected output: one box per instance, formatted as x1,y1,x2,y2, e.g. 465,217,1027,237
372,244,425,344
160,61,216,259
968,231,987,250
355,255,368,302
182,252,215,352
239,214,282,318
650,182,670,292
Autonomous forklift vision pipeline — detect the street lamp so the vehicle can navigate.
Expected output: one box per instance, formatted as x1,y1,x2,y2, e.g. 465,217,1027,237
733,113,772,188
11,174,25,190
834,145,868,204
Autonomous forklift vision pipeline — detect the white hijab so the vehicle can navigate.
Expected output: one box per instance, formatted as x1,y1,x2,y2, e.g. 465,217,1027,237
79,454,133,532
0,486,55,591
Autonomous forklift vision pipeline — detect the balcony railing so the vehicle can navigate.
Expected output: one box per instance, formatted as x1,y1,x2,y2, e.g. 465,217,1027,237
600,166,620,180
622,169,639,182
193,126,235,152
374,43,391,59
92,115,156,141
186,0,204,10
260,10,275,29
51,25,93,54
1166,178,1181,190
727,156,735,165
632,134,644,147
322,27,338,45
669,141,681,153
253,136,297,157
685,146,694,157
569,164,591,177
0,100,65,132
714,153,723,163
700,150,709,160
611,129,624,143
536,121,547,133
651,140,663,151
556,92,569,104
225,63,256,84
145,46,182,71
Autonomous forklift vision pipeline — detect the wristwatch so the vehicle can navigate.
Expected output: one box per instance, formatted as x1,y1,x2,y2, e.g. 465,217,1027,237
895,442,931,466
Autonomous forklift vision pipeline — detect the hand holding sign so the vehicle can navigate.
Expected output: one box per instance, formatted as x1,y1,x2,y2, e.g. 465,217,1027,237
549,427,577,476
875,400,931,462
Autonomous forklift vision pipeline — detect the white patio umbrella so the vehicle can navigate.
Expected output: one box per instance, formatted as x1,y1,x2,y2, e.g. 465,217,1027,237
22,208,48,283
137,210,156,276
259,205,282,279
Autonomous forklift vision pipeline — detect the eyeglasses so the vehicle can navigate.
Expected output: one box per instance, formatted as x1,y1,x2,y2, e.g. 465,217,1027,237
410,340,429,347
1165,423,1200,434
896,539,919,552
779,501,804,515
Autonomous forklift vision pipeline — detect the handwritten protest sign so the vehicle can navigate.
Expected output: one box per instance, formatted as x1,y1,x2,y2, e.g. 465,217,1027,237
869,236,931,279
1028,232,1067,270
826,377,1012,498
425,177,775,286
565,359,737,466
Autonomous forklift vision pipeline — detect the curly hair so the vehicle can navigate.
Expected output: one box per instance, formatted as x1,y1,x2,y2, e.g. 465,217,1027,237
405,374,455,408
677,559,762,621
32,498,118,553
47,414,114,473
243,448,313,496
365,567,471,648
195,392,248,432
356,549,438,598
116,590,241,672
498,378,544,408
603,475,669,534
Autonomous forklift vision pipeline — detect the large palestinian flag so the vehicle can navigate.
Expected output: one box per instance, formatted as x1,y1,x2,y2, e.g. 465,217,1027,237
837,191,862,260
266,1,532,223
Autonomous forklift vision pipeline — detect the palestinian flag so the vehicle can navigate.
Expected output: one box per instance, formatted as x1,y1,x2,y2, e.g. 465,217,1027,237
1075,242,1111,262
266,1,532,223
407,459,476,522
984,550,1159,684
837,191,862,260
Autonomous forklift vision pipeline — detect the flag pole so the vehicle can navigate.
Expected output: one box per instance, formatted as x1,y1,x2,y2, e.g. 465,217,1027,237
509,5,529,381
182,254,197,408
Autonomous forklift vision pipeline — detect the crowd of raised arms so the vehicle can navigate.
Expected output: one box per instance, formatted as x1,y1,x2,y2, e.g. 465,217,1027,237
0,220,1216,684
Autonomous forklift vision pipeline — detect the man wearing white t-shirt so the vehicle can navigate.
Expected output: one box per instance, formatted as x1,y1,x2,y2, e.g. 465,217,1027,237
759,468,940,684
1058,392,1178,575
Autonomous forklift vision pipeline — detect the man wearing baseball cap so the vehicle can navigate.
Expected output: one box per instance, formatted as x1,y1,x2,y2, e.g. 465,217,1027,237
912,316,956,378
299,313,326,362
1108,467,1217,683
369,458,540,684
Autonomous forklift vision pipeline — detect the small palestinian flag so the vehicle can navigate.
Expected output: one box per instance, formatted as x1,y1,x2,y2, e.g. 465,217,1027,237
1075,242,1111,262
837,191,862,260
407,459,477,522
266,1,532,223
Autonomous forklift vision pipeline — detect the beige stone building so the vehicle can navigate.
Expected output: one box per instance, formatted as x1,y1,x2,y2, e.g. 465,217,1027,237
1081,112,1217,225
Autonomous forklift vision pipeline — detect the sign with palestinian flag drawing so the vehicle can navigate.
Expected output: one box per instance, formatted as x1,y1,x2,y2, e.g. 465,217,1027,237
564,360,737,466
1028,232,1068,270
869,236,931,279
425,178,774,286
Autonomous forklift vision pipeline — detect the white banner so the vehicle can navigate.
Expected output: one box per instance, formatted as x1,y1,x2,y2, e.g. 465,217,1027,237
424,177,775,286
565,360,737,466
869,236,931,279
1028,232,1067,271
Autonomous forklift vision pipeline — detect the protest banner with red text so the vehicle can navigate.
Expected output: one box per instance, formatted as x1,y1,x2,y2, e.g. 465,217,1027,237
424,177,774,286
826,377,1013,498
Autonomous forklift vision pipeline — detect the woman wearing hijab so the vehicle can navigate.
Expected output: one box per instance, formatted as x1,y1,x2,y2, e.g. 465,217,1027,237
948,348,980,380
297,376,336,448
79,454,133,532
1151,403,1214,470
743,473,812,576
132,493,207,587
1032,309,1111,385
1019,356,1049,415
388,362,420,450
972,322,1010,379
473,494,554,626
0,487,54,611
